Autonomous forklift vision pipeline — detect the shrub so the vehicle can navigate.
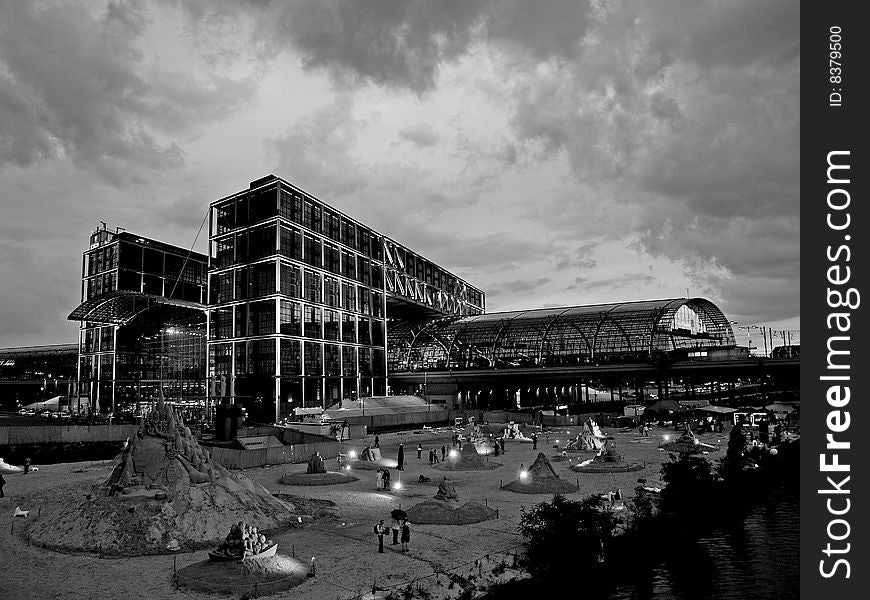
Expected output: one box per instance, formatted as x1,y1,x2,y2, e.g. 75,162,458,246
517,494,617,576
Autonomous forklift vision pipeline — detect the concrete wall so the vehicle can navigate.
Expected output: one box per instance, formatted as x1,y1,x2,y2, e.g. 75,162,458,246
0,424,138,446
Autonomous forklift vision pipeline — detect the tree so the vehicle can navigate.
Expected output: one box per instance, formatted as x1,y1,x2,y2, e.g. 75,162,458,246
717,422,748,484
517,494,617,576
660,453,716,516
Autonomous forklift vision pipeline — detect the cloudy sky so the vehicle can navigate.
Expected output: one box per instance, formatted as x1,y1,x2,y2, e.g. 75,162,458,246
0,0,799,349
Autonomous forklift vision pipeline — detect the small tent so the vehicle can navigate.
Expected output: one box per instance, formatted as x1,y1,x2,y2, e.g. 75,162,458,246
502,452,578,494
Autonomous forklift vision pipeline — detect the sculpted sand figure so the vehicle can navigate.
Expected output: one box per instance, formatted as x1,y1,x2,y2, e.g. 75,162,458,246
434,477,459,501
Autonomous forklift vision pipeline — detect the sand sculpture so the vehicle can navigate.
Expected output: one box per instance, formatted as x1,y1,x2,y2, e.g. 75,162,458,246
565,418,606,452
659,424,718,455
347,445,396,470
434,477,459,501
210,521,276,560
435,440,500,471
502,452,579,494
406,476,496,524
22,397,295,556
280,452,358,486
571,439,644,473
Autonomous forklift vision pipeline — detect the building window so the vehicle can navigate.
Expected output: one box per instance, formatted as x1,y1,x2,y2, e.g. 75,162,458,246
280,263,301,298
324,276,340,308
340,217,355,247
250,338,276,375
371,291,383,318
280,339,301,375
210,308,233,340
341,313,356,343
324,344,340,376
304,341,322,376
357,256,370,285
280,189,302,223
324,309,340,341
279,225,302,261
342,346,357,375
359,347,372,376
324,243,340,274
324,209,340,241
302,199,321,232
342,282,356,312
249,187,278,223
358,286,370,316
303,234,322,268
249,299,276,336
303,305,322,338
280,300,302,336
304,270,322,304
247,224,277,261
341,250,356,280
358,317,371,345
251,261,276,297
372,319,385,347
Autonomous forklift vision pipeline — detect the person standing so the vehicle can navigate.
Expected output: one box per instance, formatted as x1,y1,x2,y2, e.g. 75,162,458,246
391,516,401,545
417,444,423,459
397,444,405,471
375,469,383,490
383,468,391,490
23,457,31,475
440,445,446,461
532,433,538,450
374,434,380,449
374,520,387,553
0,473,5,498
400,520,411,553
493,441,500,457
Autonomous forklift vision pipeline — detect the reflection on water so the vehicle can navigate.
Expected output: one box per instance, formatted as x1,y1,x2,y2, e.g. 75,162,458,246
609,484,799,600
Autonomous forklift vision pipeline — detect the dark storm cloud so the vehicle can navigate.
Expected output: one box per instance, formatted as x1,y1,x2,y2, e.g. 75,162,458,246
0,1,254,186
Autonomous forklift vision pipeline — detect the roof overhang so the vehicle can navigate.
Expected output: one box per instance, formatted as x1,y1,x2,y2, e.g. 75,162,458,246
68,291,205,326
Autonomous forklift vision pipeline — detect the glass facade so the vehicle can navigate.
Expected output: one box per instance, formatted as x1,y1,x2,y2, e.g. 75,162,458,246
73,228,208,417
207,175,485,423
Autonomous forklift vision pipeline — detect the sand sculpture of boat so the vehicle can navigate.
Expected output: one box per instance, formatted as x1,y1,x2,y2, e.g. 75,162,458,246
208,542,278,562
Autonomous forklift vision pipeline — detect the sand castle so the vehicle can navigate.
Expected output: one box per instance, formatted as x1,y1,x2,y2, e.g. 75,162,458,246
22,398,296,556
502,452,579,494
571,439,644,473
564,418,606,452
659,424,718,455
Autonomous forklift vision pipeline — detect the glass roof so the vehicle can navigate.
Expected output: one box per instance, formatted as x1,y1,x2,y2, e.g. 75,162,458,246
388,298,735,372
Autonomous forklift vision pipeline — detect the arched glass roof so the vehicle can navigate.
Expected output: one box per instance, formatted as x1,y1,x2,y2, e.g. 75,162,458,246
388,298,735,372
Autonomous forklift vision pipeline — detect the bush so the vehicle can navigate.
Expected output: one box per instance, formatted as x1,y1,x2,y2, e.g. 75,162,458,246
517,494,617,576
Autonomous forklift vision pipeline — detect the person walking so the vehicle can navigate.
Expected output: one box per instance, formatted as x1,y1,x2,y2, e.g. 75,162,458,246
397,444,405,471
400,520,411,553
374,520,388,553
417,444,423,459
391,516,401,545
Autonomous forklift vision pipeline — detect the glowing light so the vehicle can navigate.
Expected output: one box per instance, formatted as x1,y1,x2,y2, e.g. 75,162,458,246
348,450,358,459
392,482,403,490
519,470,529,481
344,465,352,471
449,449,459,459
663,435,671,442
555,440,559,443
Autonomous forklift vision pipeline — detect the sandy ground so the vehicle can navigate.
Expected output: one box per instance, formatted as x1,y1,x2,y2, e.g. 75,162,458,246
0,424,727,600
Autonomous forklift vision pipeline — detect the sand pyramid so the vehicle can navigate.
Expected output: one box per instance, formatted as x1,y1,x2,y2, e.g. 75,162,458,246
22,398,296,556
502,452,578,494
435,441,500,471
659,425,718,455
571,440,644,473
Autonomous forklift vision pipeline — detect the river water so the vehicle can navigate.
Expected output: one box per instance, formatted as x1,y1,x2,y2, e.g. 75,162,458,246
608,482,799,600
